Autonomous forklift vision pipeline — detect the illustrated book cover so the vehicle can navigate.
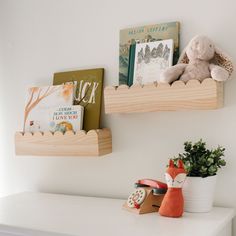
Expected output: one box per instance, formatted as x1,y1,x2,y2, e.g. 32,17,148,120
49,105,84,133
53,68,104,131
119,21,180,85
23,84,74,132
132,39,174,85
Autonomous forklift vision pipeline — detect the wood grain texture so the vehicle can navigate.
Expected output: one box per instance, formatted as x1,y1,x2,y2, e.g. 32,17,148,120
15,129,112,157
104,79,224,114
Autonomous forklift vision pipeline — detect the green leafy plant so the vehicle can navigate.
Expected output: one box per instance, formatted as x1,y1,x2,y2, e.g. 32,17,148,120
172,139,226,178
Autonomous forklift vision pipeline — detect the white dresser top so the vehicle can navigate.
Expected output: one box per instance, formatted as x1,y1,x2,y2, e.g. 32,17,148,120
0,192,234,236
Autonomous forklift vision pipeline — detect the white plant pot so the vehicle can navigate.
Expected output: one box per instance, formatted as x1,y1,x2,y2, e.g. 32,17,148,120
183,175,217,213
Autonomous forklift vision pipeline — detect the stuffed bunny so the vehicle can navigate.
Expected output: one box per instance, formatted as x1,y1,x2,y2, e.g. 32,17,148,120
160,35,233,83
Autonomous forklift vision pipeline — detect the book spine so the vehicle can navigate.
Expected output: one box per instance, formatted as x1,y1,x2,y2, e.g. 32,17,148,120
127,44,136,87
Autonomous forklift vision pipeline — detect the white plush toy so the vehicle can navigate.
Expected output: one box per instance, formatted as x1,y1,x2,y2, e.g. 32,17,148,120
160,35,233,83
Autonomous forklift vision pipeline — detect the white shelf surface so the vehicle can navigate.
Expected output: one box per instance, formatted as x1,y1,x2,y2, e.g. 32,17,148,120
0,192,234,236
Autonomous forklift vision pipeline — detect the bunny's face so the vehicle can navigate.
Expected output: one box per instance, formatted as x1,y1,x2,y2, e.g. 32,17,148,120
186,35,215,61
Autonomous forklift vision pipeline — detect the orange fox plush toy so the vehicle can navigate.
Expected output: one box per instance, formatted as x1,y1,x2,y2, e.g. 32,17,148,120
159,159,187,217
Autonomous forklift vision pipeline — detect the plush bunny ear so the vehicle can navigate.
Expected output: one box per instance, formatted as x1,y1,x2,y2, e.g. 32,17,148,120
169,159,175,168
178,46,189,64
211,47,234,76
177,36,197,64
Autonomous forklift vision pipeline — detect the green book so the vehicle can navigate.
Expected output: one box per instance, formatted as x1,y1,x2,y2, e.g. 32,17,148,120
127,44,136,87
53,68,104,132
119,21,180,85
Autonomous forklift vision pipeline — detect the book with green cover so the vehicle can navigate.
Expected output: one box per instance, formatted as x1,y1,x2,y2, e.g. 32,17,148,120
53,68,104,131
119,21,180,85
127,43,136,87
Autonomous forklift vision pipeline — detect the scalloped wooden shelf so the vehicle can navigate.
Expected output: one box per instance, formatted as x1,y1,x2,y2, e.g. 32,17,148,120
104,79,224,113
15,129,112,157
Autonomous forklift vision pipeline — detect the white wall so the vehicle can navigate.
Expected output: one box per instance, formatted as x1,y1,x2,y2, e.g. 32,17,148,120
1,0,236,232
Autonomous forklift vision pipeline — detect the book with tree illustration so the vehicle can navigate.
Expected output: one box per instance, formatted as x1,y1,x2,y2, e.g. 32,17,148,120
119,21,180,85
23,84,74,132
53,68,104,131
132,39,174,85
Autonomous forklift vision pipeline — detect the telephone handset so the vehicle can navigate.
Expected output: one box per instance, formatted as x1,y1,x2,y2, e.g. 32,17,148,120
135,179,167,195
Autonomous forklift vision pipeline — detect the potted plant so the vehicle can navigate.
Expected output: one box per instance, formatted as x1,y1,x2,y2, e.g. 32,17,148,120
172,139,226,213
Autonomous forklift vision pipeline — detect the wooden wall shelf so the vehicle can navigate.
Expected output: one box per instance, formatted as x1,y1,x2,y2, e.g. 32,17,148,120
15,129,112,157
104,79,223,114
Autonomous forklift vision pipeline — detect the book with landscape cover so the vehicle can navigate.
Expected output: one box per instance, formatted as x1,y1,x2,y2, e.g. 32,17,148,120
119,21,180,85
23,84,74,133
53,68,104,131
132,39,174,85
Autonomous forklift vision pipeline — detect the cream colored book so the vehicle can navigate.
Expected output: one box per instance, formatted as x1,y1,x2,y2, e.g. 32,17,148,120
49,105,84,133
23,84,74,132
133,39,174,85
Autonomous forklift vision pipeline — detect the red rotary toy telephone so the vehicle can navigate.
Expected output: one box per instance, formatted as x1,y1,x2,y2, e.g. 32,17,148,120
124,179,167,214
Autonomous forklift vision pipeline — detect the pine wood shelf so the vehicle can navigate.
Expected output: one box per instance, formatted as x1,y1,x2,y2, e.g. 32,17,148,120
15,128,112,157
104,79,224,113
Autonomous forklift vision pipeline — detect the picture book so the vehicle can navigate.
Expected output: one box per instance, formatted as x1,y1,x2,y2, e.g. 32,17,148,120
49,105,84,133
132,39,174,85
23,84,74,132
53,68,104,131
119,21,180,85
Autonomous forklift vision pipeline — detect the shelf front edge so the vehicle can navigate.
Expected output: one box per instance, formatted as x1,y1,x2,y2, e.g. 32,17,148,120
104,79,224,114
15,129,112,157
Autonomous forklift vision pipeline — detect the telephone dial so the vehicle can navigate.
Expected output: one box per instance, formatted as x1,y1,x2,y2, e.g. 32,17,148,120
123,179,167,214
